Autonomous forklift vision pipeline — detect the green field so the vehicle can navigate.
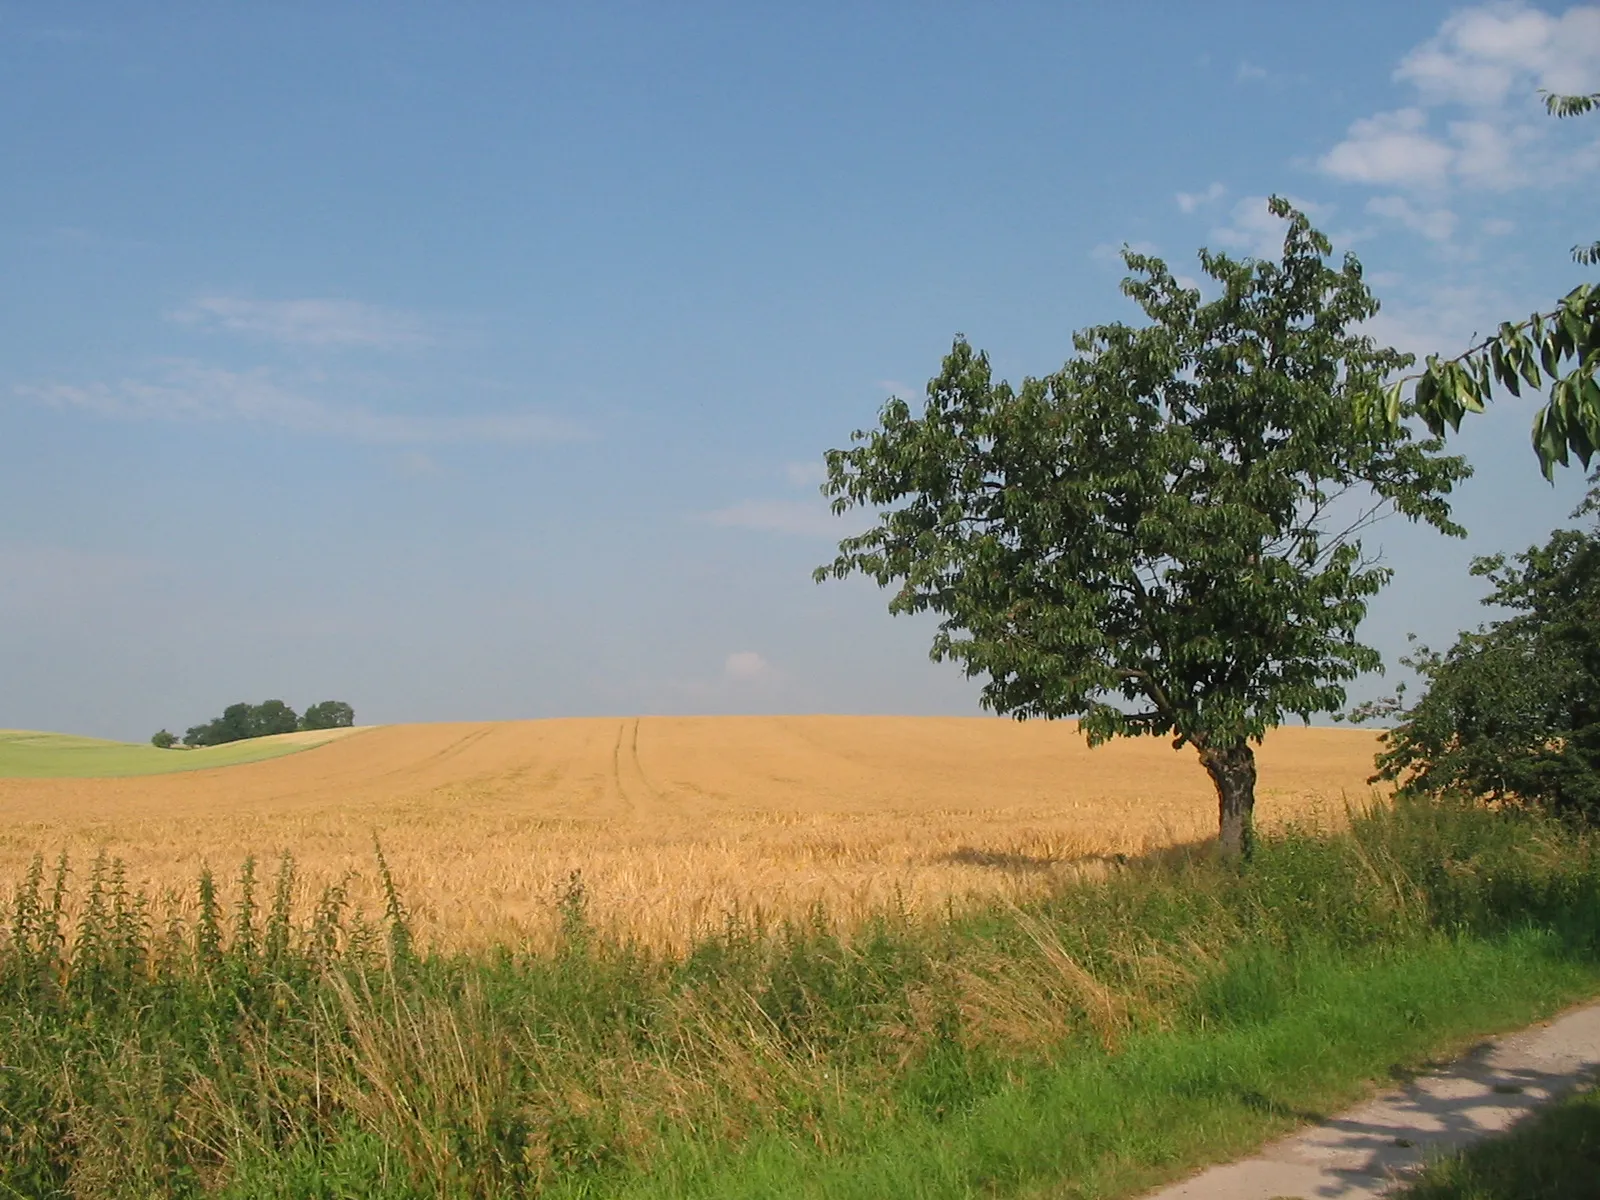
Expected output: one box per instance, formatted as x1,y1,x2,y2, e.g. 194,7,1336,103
0,728,353,779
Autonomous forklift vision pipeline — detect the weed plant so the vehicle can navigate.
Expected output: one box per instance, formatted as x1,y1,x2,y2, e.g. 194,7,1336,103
1,797,1598,1198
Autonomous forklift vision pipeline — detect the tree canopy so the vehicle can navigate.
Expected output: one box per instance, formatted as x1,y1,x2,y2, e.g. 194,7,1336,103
1356,91,1599,480
1363,478,1600,820
818,200,1469,856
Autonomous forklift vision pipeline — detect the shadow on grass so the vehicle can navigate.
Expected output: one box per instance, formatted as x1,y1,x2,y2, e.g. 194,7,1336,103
1234,1089,1326,1124
940,838,1216,874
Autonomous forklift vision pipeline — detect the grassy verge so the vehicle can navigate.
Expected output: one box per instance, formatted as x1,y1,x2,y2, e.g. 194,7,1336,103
1399,1085,1600,1200
616,935,1597,1200
2,798,1598,1198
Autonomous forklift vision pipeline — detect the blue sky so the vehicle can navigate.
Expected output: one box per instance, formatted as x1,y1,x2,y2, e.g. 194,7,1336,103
3,2,1598,741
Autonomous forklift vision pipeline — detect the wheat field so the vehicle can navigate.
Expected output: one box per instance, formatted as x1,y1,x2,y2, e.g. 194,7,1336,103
0,716,1385,951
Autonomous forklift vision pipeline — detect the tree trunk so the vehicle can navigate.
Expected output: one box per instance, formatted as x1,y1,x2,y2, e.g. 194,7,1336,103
1198,741,1258,859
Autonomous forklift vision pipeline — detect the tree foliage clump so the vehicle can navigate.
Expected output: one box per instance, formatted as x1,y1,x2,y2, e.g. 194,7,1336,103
818,200,1470,856
181,699,354,747
300,700,355,731
1367,481,1600,821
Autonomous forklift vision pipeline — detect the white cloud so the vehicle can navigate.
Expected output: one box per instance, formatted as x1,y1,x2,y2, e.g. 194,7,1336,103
1395,2,1600,106
1236,61,1270,83
169,296,429,348
1319,4,1600,202
1175,182,1226,213
1320,108,1455,188
16,362,579,444
723,651,773,683
1210,195,1330,260
1482,216,1518,235
701,498,851,538
1365,195,1458,241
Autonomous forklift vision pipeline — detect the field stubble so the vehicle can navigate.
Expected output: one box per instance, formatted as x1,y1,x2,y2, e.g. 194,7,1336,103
0,716,1386,952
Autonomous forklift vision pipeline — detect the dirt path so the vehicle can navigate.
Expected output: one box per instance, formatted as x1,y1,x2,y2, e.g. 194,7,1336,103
1144,999,1600,1199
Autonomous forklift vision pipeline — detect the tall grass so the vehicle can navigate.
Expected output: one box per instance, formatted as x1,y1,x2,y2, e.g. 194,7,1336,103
1,797,1598,1198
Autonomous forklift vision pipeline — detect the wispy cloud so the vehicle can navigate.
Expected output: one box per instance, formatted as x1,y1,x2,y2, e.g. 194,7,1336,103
1362,281,1507,362
723,651,773,682
783,460,828,488
17,362,579,445
701,498,852,538
1235,61,1269,83
168,296,430,348
0,545,159,614
1175,182,1226,214
1210,195,1334,260
394,450,444,477
1366,195,1458,242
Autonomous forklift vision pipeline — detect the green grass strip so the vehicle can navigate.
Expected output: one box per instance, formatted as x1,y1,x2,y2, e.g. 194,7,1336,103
595,932,1600,1200
0,728,357,778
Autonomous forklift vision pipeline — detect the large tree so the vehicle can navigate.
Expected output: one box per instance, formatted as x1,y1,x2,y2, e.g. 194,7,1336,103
1357,92,1599,479
817,200,1469,856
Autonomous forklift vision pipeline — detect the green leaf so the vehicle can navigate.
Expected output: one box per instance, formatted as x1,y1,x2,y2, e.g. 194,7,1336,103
1542,333,1562,378
1455,363,1486,414
1517,340,1544,392
1491,340,1521,397
1414,370,1442,433
1533,409,1559,481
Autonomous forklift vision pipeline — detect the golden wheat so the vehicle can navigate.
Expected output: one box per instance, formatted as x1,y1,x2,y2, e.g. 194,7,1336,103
0,716,1384,952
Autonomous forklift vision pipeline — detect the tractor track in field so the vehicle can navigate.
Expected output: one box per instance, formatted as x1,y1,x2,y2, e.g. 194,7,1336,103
610,717,666,815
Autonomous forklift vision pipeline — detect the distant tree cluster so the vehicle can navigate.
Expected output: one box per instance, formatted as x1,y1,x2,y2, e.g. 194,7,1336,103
150,700,354,749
